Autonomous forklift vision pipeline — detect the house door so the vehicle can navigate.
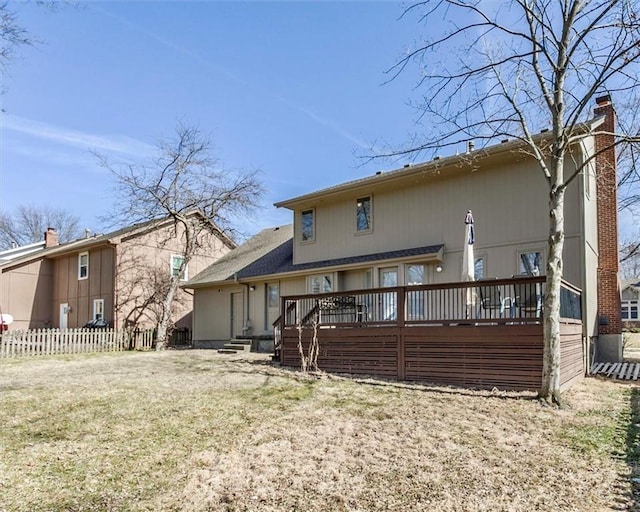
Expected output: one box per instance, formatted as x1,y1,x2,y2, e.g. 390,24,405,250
266,283,280,330
231,292,244,338
379,268,398,321
59,303,69,330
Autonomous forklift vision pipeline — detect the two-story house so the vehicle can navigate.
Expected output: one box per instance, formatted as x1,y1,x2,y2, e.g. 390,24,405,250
0,216,235,331
186,97,621,366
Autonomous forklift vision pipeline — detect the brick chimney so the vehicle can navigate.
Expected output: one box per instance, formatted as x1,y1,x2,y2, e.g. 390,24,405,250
594,94,621,336
44,227,59,248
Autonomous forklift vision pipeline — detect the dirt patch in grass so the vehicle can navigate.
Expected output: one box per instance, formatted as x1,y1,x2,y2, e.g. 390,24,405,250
0,351,637,511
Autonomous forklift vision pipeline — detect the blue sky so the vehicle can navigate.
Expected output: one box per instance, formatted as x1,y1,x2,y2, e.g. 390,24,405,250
1,1,635,244
0,1,423,237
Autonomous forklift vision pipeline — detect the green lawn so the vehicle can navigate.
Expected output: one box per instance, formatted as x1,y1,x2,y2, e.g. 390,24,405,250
1,350,638,511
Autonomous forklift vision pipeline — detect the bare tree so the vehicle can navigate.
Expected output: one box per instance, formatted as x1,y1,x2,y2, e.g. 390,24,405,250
96,122,263,350
1,1,70,90
385,1,640,404
113,243,190,338
0,204,82,249
621,239,640,280
0,1,31,78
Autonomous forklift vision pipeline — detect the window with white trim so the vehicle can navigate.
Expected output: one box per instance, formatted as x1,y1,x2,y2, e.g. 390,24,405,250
78,252,89,280
622,300,639,320
474,256,485,280
93,299,105,321
267,283,279,308
406,264,425,320
518,250,544,276
356,196,372,232
308,274,332,294
301,209,315,242
171,255,188,281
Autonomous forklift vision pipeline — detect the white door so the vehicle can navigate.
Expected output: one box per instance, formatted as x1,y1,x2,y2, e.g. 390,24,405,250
59,303,69,330
380,268,398,321
231,292,244,338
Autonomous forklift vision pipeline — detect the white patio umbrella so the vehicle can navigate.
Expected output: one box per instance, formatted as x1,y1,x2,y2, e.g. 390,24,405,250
461,210,475,317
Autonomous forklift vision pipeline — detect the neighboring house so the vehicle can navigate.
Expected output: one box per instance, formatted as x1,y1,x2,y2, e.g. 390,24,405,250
0,217,235,331
0,240,46,264
186,96,622,361
622,279,640,329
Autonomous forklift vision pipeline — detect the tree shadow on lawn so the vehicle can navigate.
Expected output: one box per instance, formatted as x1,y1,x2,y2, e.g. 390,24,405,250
622,386,640,511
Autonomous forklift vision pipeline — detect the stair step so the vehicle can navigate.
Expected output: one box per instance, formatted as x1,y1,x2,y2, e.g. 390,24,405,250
218,348,238,354
229,338,251,345
224,343,251,351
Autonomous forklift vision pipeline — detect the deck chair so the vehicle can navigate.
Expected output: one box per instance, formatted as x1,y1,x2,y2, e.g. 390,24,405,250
512,279,543,318
477,280,511,318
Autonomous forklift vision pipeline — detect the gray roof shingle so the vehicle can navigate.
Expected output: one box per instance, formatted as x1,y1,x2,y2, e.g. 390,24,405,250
186,223,443,286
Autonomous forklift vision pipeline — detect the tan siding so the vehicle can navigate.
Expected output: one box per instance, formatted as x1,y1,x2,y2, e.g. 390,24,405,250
193,286,240,341
52,246,116,328
1,259,53,330
116,224,231,330
193,276,306,341
294,155,585,284
341,269,368,290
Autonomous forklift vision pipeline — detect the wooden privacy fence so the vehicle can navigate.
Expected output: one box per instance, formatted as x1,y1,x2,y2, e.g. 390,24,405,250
0,328,155,358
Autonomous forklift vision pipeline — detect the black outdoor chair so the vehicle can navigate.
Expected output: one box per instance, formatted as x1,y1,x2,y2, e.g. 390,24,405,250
512,279,543,318
477,279,512,319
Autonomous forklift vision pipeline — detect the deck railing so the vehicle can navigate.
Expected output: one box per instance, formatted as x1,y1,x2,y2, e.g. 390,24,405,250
281,276,581,329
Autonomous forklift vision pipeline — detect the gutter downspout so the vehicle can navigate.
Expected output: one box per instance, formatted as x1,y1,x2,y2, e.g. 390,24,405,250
244,283,252,336
233,273,252,336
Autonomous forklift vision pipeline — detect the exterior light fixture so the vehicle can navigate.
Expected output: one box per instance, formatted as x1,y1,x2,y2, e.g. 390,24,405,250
436,265,444,273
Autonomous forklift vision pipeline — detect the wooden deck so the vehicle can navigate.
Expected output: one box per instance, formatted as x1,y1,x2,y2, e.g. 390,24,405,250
591,362,640,381
279,277,586,392
281,321,584,391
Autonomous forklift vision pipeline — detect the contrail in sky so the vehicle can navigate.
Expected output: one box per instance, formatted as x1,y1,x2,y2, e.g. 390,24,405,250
2,114,156,156
91,3,375,152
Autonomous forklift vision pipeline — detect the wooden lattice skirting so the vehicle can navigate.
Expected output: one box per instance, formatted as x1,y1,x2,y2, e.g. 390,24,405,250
590,362,640,381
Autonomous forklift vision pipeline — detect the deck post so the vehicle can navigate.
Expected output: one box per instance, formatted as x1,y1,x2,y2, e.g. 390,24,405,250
397,288,405,328
397,288,406,380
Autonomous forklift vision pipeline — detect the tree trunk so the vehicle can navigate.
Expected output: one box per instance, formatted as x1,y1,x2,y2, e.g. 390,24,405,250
155,278,179,351
540,184,565,405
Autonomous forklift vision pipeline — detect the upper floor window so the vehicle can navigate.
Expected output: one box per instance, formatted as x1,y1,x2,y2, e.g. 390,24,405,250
519,251,543,276
301,209,315,242
78,252,89,280
171,255,188,281
356,196,372,232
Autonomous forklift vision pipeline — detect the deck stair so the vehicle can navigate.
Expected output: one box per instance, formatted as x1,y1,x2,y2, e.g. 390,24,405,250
591,362,640,381
218,338,252,354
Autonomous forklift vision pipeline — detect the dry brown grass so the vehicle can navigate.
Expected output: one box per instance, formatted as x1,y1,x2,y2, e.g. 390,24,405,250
0,350,637,511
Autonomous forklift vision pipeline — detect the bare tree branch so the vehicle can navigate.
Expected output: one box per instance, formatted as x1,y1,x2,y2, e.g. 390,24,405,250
380,0,640,404
95,122,263,348
0,204,82,249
